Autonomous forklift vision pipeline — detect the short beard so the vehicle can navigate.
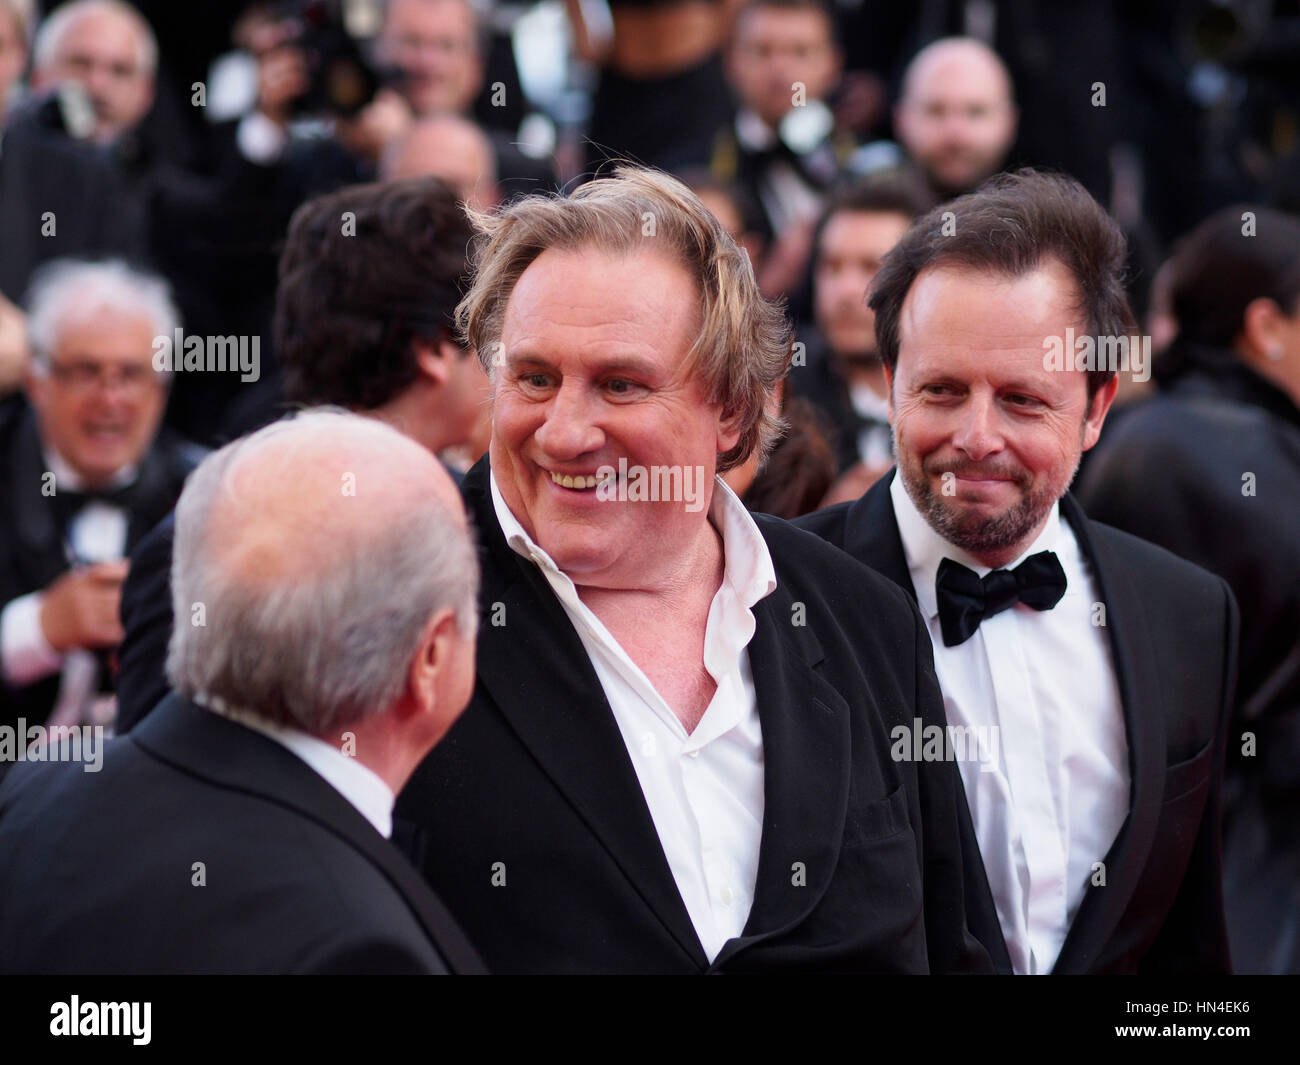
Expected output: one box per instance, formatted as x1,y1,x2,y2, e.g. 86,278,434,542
894,431,1078,559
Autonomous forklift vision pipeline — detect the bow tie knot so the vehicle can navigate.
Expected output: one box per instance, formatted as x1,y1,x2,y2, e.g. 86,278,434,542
935,551,1068,647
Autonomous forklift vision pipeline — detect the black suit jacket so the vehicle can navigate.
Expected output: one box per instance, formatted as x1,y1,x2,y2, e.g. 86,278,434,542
0,398,201,727
795,471,1237,974
0,692,485,974
393,460,993,973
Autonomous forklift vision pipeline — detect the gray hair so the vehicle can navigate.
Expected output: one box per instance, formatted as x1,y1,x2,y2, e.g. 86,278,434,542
32,0,157,77
166,410,480,735
25,258,179,369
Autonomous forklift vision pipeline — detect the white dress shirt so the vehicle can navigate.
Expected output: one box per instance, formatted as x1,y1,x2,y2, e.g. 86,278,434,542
199,695,396,838
490,472,777,962
0,448,135,724
890,473,1130,974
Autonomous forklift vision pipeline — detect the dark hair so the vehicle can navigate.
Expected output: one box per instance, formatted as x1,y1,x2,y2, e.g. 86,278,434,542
742,396,837,518
274,176,475,409
812,173,934,263
734,0,836,40
869,169,1134,402
1168,205,1300,350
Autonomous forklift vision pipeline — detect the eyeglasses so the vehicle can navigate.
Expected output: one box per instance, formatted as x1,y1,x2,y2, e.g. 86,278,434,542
44,359,162,396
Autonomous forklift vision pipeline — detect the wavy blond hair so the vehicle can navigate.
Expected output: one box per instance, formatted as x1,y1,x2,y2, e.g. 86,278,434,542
456,166,791,472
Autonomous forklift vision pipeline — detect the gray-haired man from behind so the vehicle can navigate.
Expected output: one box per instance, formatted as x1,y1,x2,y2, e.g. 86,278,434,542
0,410,487,973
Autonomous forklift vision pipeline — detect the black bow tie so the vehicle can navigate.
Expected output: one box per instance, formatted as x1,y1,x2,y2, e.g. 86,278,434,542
934,551,1068,647
49,483,136,532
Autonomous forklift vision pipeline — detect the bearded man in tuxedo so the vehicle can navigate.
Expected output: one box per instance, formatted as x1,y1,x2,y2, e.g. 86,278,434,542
798,170,1236,974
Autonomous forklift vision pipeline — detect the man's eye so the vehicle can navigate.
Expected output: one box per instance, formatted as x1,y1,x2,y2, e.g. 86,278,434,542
518,373,551,390
605,379,637,396
1004,394,1041,408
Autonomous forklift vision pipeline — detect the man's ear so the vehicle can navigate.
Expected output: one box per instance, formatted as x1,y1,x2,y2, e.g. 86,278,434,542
716,405,745,456
404,606,458,721
1240,297,1286,361
413,335,458,387
882,361,895,424
1081,374,1119,451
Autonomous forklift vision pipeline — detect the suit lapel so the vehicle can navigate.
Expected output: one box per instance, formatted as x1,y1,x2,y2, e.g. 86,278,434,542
840,470,912,591
711,569,851,967
1051,495,1167,973
463,463,709,968
132,693,487,973
838,468,1015,973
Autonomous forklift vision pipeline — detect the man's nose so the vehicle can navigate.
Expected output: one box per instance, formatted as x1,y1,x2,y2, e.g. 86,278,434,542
534,382,603,459
951,395,1002,461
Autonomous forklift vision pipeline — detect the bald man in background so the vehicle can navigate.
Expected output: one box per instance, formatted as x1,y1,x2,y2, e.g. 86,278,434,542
382,115,502,213
0,411,485,974
893,37,1018,201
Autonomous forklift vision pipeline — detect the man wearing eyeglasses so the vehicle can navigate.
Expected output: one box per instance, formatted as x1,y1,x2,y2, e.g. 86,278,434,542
0,258,202,734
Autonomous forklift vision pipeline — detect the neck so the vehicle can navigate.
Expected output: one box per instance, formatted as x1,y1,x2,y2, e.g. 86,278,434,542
369,385,454,458
1240,348,1300,411
324,714,423,796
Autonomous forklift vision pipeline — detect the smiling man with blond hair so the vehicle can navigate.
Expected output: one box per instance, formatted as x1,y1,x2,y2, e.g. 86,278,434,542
395,165,993,974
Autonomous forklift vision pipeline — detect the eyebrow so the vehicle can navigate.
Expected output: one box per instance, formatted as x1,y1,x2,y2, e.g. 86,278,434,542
504,348,665,379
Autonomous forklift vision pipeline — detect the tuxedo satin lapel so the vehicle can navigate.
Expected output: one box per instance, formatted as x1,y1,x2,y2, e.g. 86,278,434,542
462,462,708,968
1052,494,1167,973
842,469,913,594
711,582,850,967
132,694,487,973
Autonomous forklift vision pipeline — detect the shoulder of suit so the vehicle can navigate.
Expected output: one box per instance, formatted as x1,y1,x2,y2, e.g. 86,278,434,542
1082,512,1232,603
753,510,918,618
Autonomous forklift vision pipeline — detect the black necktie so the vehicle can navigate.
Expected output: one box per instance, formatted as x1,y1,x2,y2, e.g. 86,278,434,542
934,551,1068,647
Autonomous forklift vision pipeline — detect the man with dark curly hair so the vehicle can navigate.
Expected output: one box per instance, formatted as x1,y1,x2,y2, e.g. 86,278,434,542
114,175,489,732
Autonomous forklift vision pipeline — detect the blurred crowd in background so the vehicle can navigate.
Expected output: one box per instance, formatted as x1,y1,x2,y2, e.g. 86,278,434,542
0,0,1297,971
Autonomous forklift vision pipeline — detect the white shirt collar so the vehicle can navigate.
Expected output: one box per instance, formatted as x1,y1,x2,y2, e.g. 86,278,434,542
890,470,1063,622
42,443,137,492
735,108,778,152
197,694,395,838
488,469,777,614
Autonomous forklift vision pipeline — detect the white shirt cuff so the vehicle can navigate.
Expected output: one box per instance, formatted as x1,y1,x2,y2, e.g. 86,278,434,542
1,592,64,687
237,110,289,165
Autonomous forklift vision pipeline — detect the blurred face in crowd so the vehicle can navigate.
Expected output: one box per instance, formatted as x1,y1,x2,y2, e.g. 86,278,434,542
37,5,154,141
728,5,840,129
382,116,500,213
895,40,1016,197
0,7,27,117
815,209,912,363
887,260,1115,567
380,0,482,116
491,245,738,588
26,307,167,486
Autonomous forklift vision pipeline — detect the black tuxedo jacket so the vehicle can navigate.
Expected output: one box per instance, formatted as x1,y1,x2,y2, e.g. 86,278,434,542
393,460,994,974
0,398,201,727
795,471,1237,974
0,692,485,974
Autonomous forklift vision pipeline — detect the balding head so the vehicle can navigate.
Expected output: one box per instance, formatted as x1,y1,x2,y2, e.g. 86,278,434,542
896,37,1017,197
32,0,156,142
168,410,478,740
381,115,499,212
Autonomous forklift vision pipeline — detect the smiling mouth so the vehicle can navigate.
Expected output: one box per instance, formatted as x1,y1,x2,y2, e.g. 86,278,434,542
548,471,610,490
